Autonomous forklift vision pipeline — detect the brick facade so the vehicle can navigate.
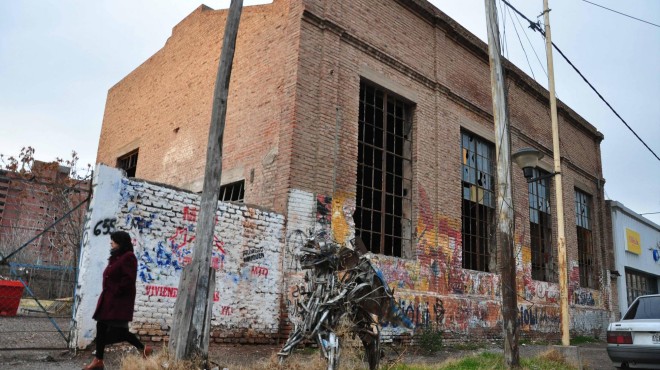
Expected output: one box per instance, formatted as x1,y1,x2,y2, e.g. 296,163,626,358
95,0,613,343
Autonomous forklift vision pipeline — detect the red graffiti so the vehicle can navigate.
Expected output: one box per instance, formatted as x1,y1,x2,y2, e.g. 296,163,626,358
169,226,195,249
145,284,220,301
251,266,269,278
213,236,226,254
221,306,233,315
183,206,198,222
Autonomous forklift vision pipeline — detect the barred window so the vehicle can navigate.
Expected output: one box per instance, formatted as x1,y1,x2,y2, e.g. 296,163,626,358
575,189,596,288
354,81,413,257
461,132,495,272
529,168,554,282
219,180,245,202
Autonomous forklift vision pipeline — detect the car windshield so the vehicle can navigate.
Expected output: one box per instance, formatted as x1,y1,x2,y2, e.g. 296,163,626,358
623,296,660,320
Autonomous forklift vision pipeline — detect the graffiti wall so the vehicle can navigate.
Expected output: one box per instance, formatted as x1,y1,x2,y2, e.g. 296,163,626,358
73,165,284,348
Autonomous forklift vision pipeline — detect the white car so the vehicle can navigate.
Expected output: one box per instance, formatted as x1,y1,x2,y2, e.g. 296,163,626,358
607,294,660,369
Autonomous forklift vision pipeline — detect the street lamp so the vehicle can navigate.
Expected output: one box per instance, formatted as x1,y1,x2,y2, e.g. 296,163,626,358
512,146,570,347
512,148,557,183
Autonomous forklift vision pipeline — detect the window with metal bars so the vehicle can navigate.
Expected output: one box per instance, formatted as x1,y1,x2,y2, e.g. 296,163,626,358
461,132,495,272
625,268,659,307
575,189,596,288
117,149,139,178
219,180,245,202
529,168,554,282
354,81,413,257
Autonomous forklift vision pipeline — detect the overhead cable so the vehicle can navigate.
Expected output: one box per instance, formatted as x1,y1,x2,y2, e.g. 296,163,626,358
581,0,660,29
500,0,660,162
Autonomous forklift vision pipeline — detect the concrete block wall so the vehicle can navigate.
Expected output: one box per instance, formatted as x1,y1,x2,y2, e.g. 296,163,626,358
73,165,285,348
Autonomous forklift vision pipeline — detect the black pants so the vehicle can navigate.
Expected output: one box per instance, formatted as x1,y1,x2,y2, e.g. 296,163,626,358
95,321,144,360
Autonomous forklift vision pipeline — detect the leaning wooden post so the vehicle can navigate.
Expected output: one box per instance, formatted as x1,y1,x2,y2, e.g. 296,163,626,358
484,0,519,367
169,0,243,363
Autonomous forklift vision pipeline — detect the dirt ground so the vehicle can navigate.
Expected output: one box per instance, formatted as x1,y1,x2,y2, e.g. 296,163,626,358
0,341,616,370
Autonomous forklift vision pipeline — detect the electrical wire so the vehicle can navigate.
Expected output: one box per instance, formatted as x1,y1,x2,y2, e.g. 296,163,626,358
500,0,660,162
580,0,660,29
511,5,548,78
506,5,536,80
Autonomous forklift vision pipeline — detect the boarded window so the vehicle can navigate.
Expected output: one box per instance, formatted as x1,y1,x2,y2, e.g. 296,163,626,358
354,81,413,257
117,149,139,178
461,132,495,272
575,189,596,288
529,168,554,282
219,180,245,203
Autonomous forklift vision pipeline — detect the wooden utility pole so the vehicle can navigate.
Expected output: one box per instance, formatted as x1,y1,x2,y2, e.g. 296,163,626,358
484,0,519,367
542,0,570,347
169,0,243,363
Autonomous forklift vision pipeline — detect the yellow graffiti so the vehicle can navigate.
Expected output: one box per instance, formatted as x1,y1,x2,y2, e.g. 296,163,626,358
331,191,354,244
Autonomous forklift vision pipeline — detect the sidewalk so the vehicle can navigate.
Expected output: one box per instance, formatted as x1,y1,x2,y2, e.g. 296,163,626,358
0,342,615,370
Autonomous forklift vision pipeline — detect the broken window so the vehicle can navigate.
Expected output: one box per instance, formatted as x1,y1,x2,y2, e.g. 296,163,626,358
117,149,139,178
354,81,413,257
461,132,495,272
575,189,596,288
219,180,245,203
529,168,554,282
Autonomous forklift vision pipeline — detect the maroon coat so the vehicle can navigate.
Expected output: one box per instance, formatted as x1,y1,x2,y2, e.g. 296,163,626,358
93,250,138,322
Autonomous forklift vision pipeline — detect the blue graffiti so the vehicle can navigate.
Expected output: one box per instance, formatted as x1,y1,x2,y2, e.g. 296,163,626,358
138,262,153,283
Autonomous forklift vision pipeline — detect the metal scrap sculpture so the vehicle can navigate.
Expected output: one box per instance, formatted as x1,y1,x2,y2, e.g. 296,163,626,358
279,237,402,370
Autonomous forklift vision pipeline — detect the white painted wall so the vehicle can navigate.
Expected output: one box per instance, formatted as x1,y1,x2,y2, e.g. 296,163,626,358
72,165,285,348
610,201,660,316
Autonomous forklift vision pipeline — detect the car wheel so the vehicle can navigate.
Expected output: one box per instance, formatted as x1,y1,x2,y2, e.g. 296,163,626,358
615,362,629,369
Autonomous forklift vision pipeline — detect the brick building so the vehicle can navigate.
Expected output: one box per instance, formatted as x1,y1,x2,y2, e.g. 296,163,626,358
96,0,614,342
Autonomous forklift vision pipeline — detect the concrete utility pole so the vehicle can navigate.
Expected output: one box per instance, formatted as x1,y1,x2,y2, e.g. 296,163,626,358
169,0,243,363
484,0,519,367
542,0,570,347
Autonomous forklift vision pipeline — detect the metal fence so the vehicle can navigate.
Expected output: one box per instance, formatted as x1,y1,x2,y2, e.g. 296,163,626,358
0,171,90,350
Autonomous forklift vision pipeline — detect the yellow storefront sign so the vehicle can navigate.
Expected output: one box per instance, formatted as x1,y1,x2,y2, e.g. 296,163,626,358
625,228,641,255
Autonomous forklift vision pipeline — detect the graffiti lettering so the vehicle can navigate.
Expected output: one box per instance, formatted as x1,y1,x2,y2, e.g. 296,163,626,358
251,266,269,278
243,247,265,262
573,290,596,306
221,306,233,316
183,206,197,222
145,284,219,301
93,218,116,236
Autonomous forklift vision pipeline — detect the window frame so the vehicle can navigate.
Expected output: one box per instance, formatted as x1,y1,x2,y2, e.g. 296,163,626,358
354,80,413,258
575,188,596,288
219,180,245,203
117,149,139,178
529,168,554,282
460,131,496,272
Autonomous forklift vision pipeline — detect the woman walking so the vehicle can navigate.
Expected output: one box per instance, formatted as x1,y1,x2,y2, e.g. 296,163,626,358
83,231,152,369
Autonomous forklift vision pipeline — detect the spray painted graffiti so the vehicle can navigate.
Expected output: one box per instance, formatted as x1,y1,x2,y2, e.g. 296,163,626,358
518,305,561,331
93,218,117,236
242,247,265,262
251,266,269,278
573,289,597,306
145,284,219,301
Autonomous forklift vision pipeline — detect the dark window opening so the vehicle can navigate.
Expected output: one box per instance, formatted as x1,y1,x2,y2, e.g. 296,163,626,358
355,81,413,257
575,189,596,288
625,269,658,307
461,132,495,272
529,168,554,282
219,180,245,203
117,149,139,178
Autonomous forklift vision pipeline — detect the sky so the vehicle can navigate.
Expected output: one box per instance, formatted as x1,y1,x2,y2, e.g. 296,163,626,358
0,0,658,224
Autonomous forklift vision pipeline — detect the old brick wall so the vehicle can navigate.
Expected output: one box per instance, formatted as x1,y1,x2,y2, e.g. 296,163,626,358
73,165,285,348
291,0,611,340
96,0,303,212
95,0,613,344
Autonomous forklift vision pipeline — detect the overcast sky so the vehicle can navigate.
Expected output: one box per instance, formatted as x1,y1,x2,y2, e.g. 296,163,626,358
0,0,658,224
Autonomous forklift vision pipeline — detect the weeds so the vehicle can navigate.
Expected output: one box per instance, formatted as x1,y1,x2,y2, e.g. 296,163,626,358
570,335,602,345
416,329,443,355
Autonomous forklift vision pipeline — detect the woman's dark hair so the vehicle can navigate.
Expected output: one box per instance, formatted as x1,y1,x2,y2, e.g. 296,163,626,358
110,231,133,252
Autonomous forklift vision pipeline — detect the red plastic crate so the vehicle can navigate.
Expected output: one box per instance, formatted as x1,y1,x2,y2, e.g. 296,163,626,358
0,280,25,317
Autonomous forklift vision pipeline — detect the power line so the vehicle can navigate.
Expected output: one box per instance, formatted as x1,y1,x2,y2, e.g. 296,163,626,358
511,5,547,78
500,0,660,162
506,5,536,80
580,0,660,29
